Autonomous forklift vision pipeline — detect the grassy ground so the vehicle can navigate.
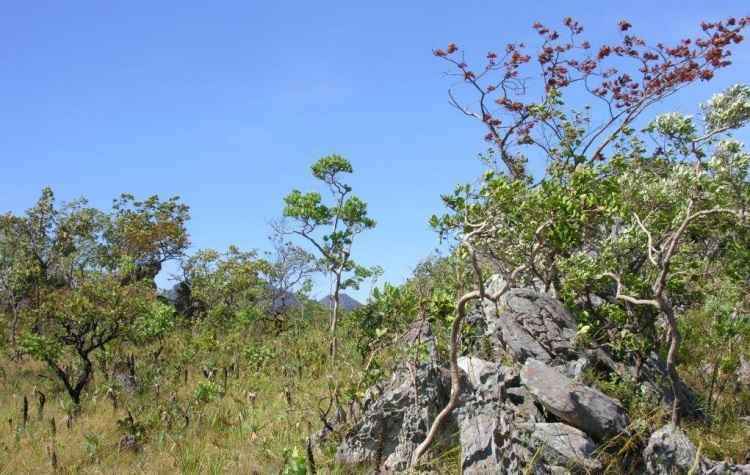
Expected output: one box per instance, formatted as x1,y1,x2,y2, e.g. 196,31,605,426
2,309,747,474
0,318,362,474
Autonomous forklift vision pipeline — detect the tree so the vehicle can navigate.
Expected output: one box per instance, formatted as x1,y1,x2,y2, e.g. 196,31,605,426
178,246,266,327
0,214,34,353
22,276,154,406
282,155,376,362
414,16,750,463
106,193,190,285
2,189,189,406
258,229,319,330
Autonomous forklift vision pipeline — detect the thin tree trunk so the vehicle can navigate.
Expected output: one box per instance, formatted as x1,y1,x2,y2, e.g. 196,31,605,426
330,273,341,363
662,303,681,425
412,290,480,464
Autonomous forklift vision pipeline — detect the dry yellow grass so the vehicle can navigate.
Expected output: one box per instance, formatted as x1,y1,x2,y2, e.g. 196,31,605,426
0,320,370,474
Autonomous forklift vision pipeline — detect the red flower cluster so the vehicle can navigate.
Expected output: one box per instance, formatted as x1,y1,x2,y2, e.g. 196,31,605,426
433,16,750,177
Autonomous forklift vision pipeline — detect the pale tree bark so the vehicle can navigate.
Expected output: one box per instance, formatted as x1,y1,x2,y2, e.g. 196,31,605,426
411,262,525,465
600,205,746,425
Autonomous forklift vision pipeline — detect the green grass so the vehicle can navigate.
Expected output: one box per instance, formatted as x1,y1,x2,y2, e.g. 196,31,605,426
0,316,370,474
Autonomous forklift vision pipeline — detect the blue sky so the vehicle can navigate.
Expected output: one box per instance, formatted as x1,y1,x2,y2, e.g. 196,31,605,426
2,1,749,300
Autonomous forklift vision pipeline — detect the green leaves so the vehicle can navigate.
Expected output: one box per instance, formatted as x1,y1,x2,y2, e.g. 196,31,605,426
703,84,750,132
181,246,264,327
311,154,353,183
193,380,222,403
283,190,332,224
134,300,176,341
283,155,375,315
648,112,697,141
108,193,190,274
340,196,376,229
432,84,750,369
19,333,61,362
351,281,418,357
1,188,189,404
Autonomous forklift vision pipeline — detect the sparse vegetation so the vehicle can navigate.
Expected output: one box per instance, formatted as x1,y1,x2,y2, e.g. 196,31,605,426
2,13,750,475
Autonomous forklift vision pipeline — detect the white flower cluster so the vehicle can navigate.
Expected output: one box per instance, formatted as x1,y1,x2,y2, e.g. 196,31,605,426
709,139,750,181
649,112,696,140
703,84,750,132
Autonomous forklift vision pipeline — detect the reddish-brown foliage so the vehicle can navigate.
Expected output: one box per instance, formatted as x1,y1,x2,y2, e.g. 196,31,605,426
434,16,750,178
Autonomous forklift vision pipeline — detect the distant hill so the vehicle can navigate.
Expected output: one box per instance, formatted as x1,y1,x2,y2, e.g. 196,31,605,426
318,293,363,311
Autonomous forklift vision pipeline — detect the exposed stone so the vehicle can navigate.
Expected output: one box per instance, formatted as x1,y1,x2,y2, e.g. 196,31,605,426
455,357,514,473
335,363,450,472
564,357,590,381
457,356,508,390
521,358,629,441
485,289,578,364
644,424,750,474
529,423,602,473
506,386,544,422
457,382,506,473
455,357,603,474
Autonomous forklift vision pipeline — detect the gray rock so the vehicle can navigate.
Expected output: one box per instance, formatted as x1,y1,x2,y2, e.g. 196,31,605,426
529,423,602,473
455,357,602,474
458,402,555,475
507,386,544,422
455,357,515,473
457,383,506,473
485,274,509,296
521,358,629,440
457,356,508,390
335,363,450,472
564,357,590,381
644,424,750,474
486,289,578,364
738,356,750,387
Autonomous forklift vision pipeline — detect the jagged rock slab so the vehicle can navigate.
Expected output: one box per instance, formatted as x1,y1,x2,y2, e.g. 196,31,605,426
644,424,750,474
529,423,602,473
455,357,603,474
484,289,578,364
457,356,509,390
521,358,629,441
335,363,449,472
457,387,506,473
507,386,544,422
456,357,513,473
585,349,701,418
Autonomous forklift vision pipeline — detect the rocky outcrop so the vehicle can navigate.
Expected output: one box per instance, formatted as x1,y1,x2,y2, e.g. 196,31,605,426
487,289,578,364
332,283,706,474
521,358,630,441
455,357,514,473
528,423,602,473
644,424,750,474
456,370,508,473
335,362,450,472
334,320,447,472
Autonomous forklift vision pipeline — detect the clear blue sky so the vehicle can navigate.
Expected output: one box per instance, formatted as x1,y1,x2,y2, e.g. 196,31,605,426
2,1,748,300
